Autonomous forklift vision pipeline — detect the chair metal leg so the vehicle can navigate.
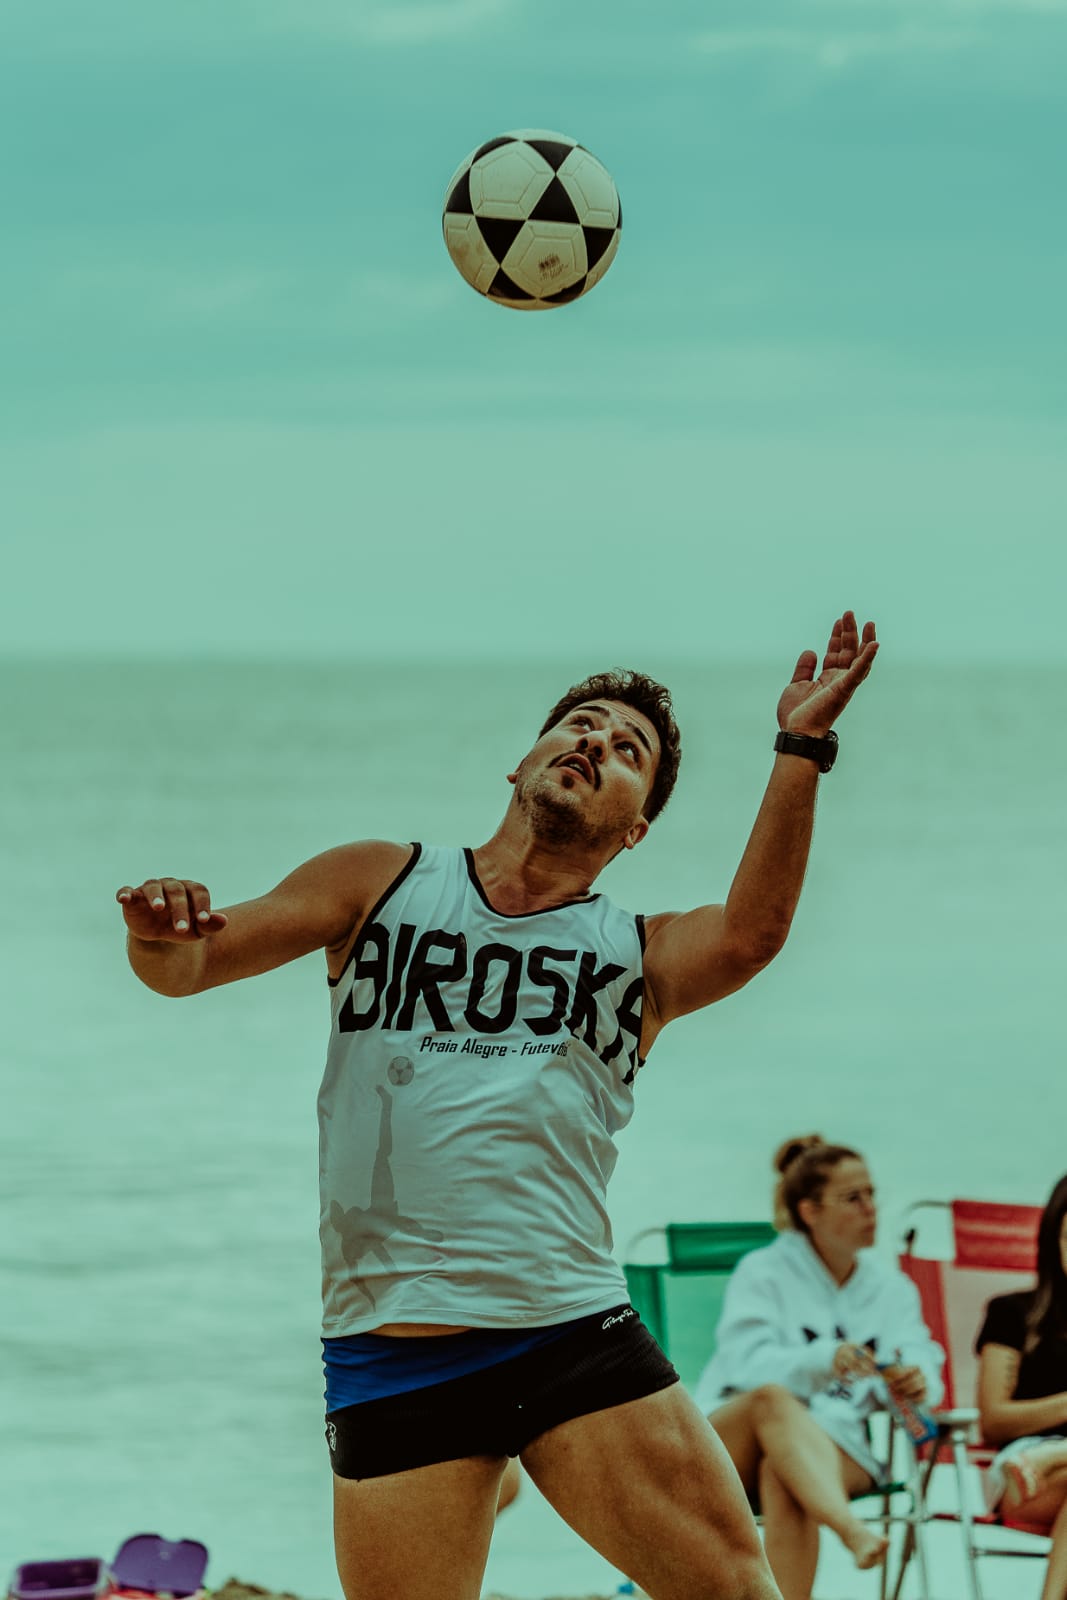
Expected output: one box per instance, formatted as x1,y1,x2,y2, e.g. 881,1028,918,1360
889,1443,938,1600
950,1426,985,1600
912,1500,931,1600
878,1488,890,1600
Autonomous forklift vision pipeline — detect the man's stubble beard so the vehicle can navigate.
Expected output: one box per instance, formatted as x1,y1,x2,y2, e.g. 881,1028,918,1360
513,762,621,851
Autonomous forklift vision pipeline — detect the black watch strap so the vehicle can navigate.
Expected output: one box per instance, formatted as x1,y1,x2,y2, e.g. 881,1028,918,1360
773,729,839,773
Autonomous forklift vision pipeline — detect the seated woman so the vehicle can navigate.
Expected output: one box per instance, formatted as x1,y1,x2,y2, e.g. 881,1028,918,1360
977,1173,1067,1600
695,1135,943,1600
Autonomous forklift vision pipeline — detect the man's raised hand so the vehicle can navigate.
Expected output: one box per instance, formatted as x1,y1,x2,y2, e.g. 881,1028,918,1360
116,879,228,942
777,610,878,737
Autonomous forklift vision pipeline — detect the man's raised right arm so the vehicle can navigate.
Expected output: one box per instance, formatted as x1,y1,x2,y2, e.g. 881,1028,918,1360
116,841,413,997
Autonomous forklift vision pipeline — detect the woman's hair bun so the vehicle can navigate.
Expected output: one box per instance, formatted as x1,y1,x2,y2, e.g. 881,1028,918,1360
772,1135,861,1234
773,1134,825,1175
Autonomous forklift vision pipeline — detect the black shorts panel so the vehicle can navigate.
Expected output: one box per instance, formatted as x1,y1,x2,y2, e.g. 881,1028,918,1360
325,1304,678,1480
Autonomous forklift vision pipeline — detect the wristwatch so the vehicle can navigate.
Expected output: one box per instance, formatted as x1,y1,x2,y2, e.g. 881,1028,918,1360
773,729,839,773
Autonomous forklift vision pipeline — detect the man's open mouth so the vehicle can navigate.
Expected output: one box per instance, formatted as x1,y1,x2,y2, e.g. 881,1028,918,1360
554,753,598,788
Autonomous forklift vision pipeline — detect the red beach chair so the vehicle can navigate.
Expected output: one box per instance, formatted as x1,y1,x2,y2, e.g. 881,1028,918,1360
893,1199,1050,1600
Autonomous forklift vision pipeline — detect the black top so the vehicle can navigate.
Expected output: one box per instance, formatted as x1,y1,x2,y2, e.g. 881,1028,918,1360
976,1290,1067,1435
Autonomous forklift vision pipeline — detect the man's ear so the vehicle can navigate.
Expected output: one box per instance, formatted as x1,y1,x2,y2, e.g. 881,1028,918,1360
507,771,517,786
623,818,650,851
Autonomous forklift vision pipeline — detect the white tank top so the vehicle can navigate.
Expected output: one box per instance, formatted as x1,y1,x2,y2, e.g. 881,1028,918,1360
318,843,646,1335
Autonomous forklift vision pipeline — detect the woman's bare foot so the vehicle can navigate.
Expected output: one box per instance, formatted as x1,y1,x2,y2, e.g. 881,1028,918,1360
842,1522,890,1570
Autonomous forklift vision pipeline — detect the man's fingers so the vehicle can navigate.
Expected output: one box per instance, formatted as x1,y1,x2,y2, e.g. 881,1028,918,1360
162,878,193,933
821,617,844,671
188,882,211,925
185,881,224,933
790,649,818,685
116,878,227,938
847,637,879,685
832,611,858,667
824,636,879,709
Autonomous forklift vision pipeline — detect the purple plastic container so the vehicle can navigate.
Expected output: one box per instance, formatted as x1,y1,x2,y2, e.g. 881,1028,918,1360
110,1538,207,1599
9,1560,108,1600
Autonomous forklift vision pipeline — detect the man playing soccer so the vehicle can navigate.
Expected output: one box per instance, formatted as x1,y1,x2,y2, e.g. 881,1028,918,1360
117,612,877,1600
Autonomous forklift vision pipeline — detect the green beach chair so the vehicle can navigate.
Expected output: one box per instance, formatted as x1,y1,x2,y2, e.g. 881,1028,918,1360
622,1221,930,1600
624,1220,777,1386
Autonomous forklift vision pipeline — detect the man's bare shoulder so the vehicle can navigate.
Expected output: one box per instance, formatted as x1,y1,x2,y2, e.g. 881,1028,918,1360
316,840,417,974
315,838,416,882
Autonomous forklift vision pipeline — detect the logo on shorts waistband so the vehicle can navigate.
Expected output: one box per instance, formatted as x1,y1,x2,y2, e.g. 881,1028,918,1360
325,1419,338,1452
602,1307,636,1331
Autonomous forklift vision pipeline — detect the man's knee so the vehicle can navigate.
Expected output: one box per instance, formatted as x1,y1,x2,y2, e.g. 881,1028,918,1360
722,1549,783,1600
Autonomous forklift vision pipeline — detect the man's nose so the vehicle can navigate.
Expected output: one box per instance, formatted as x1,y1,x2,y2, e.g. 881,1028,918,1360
577,733,604,760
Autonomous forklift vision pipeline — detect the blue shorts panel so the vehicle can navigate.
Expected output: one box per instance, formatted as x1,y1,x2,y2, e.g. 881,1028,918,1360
322,1314,600,1410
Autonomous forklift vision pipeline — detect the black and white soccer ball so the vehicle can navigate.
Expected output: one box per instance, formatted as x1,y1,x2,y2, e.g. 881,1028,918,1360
442,130,622,310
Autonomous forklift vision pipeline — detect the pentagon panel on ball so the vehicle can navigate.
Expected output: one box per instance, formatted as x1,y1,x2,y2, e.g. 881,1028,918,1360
441,129,622,310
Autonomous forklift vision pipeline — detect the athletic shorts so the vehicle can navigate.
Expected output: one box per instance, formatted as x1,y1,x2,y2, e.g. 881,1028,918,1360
324,1303,679,1479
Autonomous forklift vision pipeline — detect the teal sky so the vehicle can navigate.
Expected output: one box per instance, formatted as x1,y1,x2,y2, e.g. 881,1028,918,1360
5,0,1065,659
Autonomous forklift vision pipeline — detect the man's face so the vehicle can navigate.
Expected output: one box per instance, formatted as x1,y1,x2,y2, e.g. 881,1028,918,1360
509,698,661,852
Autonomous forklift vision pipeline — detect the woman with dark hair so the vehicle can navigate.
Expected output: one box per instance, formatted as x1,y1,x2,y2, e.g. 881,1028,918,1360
695,1135,944,1600
977,1173,1067,1600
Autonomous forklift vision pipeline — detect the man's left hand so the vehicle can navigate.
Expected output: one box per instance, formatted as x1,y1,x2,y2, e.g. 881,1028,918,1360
777,610,879,737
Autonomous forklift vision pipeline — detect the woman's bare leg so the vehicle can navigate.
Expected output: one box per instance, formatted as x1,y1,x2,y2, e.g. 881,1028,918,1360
758,1458,819,1600
1004,1443,1067,1517
707,1391,766,1499
747,1385,887,1571
1039,1495,1067,1600
1000,1447,1067,1600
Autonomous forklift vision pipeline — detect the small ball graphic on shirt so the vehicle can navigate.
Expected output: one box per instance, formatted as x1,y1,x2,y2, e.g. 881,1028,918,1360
388,1057,415,1085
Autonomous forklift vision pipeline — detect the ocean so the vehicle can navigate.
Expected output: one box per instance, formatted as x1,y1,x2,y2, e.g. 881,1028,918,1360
3,656,1064,1598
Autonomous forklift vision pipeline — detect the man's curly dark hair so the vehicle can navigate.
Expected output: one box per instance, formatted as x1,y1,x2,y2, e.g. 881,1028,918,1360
538,669,682,824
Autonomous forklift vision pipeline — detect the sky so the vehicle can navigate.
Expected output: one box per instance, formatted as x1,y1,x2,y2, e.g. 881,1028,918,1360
4,0,1066,660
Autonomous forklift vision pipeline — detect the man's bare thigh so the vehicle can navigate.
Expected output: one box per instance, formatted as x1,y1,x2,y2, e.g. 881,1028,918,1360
521,1384,776,1600
332,1454,506,1600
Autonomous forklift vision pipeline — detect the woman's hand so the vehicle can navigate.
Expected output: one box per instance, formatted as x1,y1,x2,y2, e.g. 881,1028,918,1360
881,1363,928,1405
832,1342,879,1381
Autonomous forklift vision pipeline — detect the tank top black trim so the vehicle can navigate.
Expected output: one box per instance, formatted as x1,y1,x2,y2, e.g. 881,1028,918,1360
462,847,603,919
326,842,422,989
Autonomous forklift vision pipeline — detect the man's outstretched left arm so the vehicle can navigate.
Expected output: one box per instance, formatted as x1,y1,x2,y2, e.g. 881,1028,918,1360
642,611,878,1035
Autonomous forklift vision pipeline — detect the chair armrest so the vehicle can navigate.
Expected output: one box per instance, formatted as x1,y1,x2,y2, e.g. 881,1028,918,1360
933,1408,980,1435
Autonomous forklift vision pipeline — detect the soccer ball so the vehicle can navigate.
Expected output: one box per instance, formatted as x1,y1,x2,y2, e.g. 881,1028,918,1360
442,130,622,310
